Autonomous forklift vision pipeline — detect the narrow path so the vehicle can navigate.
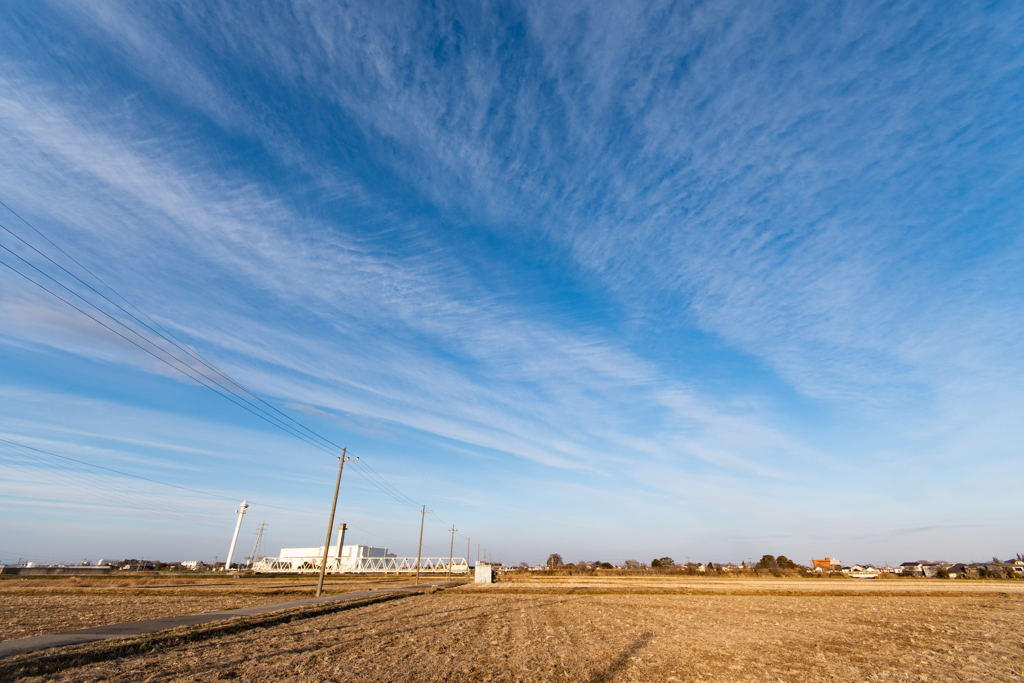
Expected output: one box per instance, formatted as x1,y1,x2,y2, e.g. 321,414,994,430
0,579,467,658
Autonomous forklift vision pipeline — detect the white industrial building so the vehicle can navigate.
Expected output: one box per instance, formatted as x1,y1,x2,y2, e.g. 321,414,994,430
274,544,394,572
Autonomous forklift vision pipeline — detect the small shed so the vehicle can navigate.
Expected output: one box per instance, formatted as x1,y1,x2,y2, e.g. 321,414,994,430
474,563,494,583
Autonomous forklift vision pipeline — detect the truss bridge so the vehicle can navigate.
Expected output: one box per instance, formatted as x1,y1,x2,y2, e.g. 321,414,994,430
252,555,470,574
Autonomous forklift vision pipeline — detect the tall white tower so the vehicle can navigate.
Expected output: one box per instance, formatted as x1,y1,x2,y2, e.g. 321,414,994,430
224,501,248,571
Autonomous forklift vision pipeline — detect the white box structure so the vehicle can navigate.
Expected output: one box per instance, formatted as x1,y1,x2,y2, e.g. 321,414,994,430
474,562,494,583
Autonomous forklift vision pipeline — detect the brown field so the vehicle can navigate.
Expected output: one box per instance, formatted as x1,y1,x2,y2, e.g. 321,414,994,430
4,575,1024,681
0,573,411,642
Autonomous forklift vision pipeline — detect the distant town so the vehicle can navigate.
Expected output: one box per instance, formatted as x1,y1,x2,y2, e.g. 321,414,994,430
3,552,1023,579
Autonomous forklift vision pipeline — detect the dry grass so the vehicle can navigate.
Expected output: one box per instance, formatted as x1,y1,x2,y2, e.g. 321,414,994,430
6,576,1023,681
0,574,412,642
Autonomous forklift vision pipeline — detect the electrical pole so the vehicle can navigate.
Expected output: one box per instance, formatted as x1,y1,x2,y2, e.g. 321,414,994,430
448,525,457,579
415,504,431,585
467,537,471,569
317,449,356,597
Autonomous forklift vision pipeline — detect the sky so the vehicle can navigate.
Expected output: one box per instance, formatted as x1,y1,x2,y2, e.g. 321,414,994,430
0,0,1022,568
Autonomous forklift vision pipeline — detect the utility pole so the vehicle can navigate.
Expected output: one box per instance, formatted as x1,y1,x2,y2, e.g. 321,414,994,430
415,504,431,585
448,525,457,579
317,449,356,597
467,537,471,568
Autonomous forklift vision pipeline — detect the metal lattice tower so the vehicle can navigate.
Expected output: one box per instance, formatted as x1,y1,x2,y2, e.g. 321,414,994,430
246,521,267,567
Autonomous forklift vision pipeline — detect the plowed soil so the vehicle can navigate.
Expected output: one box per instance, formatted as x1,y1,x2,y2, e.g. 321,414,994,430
8,576,1024,682
0,574,410,641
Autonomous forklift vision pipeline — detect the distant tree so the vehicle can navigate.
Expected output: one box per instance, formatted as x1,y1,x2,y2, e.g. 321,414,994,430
706,562,716,573
651,558,661,568
776,556,798,570
546,553,563,569
599,562,614,569
757,555,778,572
936,568,950,579
624,559,642,569
518,562,529,570
657,557,675,568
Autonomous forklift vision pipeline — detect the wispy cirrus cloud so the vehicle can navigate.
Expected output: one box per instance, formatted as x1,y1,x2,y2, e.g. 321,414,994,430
63,0,1021,414
1,0,1021,562
0,62,804,486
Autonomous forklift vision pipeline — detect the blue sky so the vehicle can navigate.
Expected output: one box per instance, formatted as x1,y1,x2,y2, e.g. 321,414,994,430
0,0,1022,567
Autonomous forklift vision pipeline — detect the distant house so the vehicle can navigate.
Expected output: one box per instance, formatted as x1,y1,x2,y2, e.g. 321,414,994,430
811,558,842,572
900,562,924,576
848,565,880,579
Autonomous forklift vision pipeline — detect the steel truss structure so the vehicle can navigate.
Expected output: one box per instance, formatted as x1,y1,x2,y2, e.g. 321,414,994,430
252,555,470,574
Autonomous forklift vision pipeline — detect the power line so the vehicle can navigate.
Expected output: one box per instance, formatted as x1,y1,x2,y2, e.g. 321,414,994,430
0,246,431,525
0,444,238,530
346,459,422,510
0,204,359,461
0,249,355,461
0,437,318,516
0,199,455,537
0,202,432,514
0,232,348,456
0,451,222,529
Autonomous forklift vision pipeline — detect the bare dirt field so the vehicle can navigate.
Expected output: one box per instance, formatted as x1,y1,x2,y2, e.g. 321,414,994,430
0,574,412,642
5,576,1023,682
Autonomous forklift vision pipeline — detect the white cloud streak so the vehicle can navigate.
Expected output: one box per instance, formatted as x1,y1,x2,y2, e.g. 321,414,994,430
1,0,1021,559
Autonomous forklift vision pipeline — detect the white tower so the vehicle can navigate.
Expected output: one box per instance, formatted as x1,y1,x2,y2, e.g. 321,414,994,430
224,501,248,571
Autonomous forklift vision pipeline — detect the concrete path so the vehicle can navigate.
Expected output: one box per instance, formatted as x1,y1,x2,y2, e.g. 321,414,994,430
0,580,465,659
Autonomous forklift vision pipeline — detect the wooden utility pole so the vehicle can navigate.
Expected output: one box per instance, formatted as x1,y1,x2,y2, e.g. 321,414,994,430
415,504,431,585
316,449,356,597
466,537,470,568
447,525,457,579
